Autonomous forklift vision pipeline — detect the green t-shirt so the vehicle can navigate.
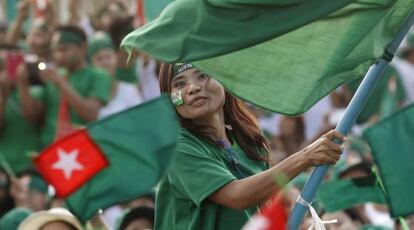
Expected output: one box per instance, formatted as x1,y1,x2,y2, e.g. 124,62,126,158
0,88,42,173
116,65,138,84
40,67,112,147
347,65,406,124
155,129,267,230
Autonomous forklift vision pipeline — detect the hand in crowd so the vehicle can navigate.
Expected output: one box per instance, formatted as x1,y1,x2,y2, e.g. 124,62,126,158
10,176,30,208
299,129,345,167
16,63,29,86
0,69,11,100
39,66,66,86
16,0,31,21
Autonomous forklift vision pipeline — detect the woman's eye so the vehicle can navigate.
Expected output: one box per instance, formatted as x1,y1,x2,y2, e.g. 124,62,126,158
199,74,208,80
174,81,185,88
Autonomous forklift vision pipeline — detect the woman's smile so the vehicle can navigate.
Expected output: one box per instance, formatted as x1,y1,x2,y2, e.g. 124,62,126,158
189,96,207,107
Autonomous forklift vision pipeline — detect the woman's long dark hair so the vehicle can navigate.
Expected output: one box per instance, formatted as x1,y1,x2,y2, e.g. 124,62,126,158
159,63,269,162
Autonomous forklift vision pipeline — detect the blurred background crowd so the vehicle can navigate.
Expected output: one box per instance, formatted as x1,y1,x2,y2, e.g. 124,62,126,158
0,0,413,229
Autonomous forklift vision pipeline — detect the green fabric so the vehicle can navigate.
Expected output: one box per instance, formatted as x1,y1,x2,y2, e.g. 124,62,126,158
40,67,112,147
379,82,399,120
88,32,115,59
156,129,267,230
360,225,392,230
0,89,42,173
317,175,386,213
115,66,138,84
347,65,406,123
6,0,18,23
122,0,413,115
29,175,48,193
65,97,179,223
0,208,32,230
363,105,414,217
330,159,348,179
143,0,172,22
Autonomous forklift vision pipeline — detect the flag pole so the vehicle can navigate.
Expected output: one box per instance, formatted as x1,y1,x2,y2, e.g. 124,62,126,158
0,152,17,180
288,10,414,230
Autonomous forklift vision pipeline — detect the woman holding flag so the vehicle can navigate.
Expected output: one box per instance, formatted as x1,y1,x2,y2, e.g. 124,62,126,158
156,63,345,230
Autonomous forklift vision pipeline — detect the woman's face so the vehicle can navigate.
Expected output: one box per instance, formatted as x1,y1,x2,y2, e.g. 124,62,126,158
171,69,225,120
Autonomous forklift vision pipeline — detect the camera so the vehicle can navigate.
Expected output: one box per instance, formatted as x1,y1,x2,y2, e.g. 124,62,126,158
24,54,45,86
2,45,46,86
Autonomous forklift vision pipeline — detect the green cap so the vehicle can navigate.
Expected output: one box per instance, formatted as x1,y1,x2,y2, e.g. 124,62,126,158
0,208,32,230
55,30,84,45
29,176,48,193
88,32,115,58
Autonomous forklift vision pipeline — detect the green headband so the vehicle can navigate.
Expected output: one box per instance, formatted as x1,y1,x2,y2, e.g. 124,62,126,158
172,63,194,79
56,30,84,45
88,32,115,58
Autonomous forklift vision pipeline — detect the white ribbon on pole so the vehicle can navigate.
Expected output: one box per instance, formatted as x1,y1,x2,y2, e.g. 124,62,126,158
296,196,337,230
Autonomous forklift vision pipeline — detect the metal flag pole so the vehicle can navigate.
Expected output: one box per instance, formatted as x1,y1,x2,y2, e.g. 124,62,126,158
288,9,414,230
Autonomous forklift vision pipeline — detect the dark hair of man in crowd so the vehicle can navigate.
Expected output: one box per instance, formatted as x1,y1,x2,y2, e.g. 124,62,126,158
159,63,269,162
108,16,135,48
338,161,373,179
339,161,373,225
55,25,87,44
16,167,42,178
119,207,155,230
0,168,15,217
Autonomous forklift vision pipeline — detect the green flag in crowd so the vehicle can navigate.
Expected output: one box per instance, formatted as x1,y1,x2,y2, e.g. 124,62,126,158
317,174,386,213
363,105,414,217
122,0,414,115
34,97,179,223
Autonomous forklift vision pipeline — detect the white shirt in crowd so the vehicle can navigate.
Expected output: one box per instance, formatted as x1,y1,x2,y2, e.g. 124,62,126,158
137,59,161,101
391,58,414,105
98,82,143,119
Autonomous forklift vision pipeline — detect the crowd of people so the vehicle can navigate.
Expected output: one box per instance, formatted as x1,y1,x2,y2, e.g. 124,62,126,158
0,0,413,230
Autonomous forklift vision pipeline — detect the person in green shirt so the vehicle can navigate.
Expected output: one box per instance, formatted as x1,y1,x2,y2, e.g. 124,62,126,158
0,48,41,173
156,63,346,230
16,25,112,147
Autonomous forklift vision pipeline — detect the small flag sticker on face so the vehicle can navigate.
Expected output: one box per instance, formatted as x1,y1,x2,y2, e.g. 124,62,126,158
171,91,183,106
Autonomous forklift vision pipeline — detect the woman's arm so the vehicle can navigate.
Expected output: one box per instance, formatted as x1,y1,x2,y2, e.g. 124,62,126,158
5,0,30,45
209,129,344,210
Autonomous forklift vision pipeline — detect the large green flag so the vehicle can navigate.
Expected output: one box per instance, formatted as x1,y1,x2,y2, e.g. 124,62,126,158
34,97,179,222
317,175,386,213
122,0,414,115
363,105,414,217
143,0,172,22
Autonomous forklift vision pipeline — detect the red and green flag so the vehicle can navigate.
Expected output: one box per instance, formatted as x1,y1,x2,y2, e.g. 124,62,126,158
122,0,414,115
34,97,179,222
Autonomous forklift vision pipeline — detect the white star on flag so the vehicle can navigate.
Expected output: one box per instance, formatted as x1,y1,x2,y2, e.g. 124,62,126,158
52,148,84,180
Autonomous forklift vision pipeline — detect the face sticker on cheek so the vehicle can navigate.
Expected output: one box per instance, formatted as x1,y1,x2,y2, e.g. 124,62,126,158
171,91,184,106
